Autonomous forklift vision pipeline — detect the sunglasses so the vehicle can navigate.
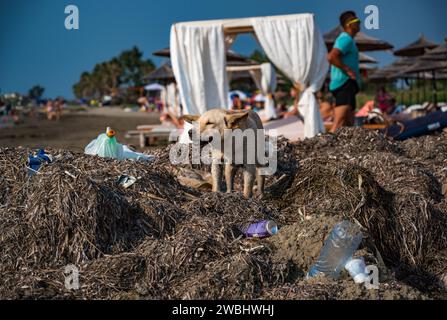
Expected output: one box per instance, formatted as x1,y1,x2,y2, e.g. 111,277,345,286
347,18,361,26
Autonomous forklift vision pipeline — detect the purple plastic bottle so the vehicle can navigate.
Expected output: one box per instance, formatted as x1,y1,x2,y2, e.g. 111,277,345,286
244,220,278,238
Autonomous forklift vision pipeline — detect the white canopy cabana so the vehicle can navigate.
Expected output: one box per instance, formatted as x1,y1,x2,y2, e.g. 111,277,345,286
144,83,165,91
228,90,248,101
227,62,277,119
170,13,329,141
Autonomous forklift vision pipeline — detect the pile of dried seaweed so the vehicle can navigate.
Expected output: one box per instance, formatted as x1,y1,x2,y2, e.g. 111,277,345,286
269,128,447,290
1,127,447,300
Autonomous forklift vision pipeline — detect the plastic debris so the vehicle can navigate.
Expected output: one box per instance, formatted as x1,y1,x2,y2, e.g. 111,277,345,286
27,149,53,175
345,257,368,284
85,127,124,160
117,175,137,189
243,220,278,238
307,220,363,279
85,127,154,161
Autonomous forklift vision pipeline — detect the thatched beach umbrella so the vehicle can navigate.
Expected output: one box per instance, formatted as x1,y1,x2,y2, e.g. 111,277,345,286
359,63,376,70
144,63,175,84
402,41,447,74
394,34,438,57
153,47,251,63
403,60,447,74
324,26,393,52
369,57,418,81
147,55,264,92
359,52,378,64
358,53,379,77
419,43,447,61
400,44,447,105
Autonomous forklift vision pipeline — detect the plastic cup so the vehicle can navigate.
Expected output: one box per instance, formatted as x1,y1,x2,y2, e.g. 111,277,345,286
345,257,367,284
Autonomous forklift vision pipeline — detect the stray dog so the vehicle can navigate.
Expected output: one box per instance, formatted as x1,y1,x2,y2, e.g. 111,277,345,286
183,109,266,198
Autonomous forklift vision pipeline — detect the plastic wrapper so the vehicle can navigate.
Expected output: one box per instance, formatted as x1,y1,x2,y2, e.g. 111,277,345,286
85,133,124,160
85,128,154,161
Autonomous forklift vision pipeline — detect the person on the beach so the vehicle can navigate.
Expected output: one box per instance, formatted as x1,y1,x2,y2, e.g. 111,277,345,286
230,94,243,111
327,10,361,132
137,96,150,112
317,91,334,122
54,98,64,120
46,99,57,120
376,87,394,114
279,86,304,122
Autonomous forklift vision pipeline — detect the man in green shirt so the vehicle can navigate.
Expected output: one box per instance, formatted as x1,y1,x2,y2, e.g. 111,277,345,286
327,11,361,133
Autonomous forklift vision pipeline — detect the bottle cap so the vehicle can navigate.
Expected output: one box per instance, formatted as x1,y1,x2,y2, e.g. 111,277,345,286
106,127,116,137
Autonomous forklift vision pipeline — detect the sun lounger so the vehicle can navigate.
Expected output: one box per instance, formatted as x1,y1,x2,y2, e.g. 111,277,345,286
126,125,181,147
383,109,447,140
263,115,304,141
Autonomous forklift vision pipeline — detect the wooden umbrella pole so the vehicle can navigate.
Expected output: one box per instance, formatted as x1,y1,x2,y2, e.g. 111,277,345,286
423,74,427,103
432,70,437,107
417,73,420,104
400,79,405,105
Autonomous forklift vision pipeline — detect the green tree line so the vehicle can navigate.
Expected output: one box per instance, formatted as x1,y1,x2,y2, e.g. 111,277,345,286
73,46,155,101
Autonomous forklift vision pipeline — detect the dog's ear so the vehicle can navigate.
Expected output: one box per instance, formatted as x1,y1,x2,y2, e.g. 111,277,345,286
182,114,200,123
224,112,249,129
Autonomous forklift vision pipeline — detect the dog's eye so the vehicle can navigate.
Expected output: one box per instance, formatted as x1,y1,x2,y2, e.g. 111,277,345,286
206,121,213,125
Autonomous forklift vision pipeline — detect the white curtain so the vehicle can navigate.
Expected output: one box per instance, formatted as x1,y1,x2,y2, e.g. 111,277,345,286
249,69,262,91
260,63,277,120
252,13,329,138
170,23,229,115
166,82,180,117
249,63,277,119
160,86,168,112
170,22,229,142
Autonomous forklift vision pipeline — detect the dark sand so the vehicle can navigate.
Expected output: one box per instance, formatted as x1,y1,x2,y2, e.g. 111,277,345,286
0,108,161,152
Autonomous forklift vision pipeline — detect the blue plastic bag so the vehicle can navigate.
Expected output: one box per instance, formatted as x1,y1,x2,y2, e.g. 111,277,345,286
28,149,53,175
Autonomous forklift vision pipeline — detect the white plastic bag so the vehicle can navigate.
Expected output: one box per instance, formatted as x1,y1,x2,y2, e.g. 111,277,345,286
85,132,124,160
122,145,155,162
85,127,154,161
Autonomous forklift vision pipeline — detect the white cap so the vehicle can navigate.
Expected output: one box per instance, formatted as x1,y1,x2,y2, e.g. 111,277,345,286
353,273,368,284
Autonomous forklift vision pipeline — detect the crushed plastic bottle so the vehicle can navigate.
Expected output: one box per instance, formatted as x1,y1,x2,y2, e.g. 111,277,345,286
307,220,363,279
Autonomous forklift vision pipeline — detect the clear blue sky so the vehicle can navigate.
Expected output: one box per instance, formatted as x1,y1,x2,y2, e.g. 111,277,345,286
1,0,446,98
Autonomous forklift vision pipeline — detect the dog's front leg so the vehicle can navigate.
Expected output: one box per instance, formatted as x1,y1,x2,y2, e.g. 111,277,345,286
211,163,223,192
225,163,237,193
256,168,265,196
243,164,256,198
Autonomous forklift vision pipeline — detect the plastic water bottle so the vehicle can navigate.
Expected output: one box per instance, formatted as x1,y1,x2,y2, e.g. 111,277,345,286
308,220,363,279
243,220,278,238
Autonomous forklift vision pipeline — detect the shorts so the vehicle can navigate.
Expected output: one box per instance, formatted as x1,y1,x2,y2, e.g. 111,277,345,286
331,79,359,110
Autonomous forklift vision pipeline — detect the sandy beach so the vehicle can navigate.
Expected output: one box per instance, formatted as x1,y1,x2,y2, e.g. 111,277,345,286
0,107,161,152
